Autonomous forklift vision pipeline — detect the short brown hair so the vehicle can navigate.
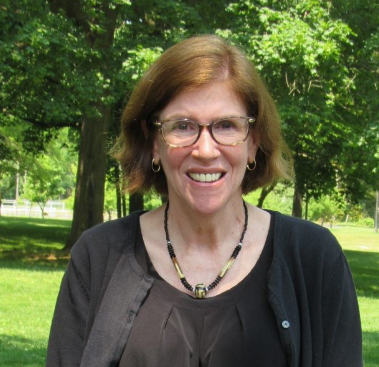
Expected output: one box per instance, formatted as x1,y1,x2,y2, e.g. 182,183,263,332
115,35,293,195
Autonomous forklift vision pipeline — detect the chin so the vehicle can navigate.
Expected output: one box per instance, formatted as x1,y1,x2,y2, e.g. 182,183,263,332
186,194,240,216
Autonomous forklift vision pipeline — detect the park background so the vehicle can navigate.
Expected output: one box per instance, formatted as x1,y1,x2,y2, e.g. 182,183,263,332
0,0,378,366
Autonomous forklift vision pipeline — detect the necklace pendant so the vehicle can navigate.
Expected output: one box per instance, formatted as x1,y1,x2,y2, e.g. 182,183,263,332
195,283,207,299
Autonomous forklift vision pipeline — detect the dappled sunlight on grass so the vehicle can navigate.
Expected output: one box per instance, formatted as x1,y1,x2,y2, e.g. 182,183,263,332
0,334,48,367
1,219,70,238
344,250,379,299
0,216,71,269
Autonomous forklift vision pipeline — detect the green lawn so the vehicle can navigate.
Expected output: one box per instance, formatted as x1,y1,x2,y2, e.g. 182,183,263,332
0,217,69,367
330,225,379,367
0,217,378,366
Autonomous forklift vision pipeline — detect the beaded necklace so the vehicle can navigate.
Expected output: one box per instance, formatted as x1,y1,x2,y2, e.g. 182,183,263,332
164,201,248,299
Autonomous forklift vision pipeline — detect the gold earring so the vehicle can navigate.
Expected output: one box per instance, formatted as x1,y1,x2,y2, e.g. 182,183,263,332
152,158,161,173
246,158,256,171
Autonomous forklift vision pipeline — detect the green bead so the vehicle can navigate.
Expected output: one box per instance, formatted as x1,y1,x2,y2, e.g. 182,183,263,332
195,283,207,299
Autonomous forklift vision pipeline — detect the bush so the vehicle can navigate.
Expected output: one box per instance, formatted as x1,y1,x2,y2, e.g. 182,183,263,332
355,217,375,228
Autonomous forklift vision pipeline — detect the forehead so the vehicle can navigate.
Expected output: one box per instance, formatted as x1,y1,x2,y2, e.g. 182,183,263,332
159,82,247,121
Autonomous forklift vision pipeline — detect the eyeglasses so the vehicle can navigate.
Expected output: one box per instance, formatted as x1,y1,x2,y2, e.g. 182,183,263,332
153,116,255,147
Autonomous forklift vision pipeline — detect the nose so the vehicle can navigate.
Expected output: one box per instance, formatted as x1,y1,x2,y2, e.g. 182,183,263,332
191,126,220,161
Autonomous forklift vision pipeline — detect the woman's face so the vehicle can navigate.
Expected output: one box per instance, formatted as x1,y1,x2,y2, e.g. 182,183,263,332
153,81,258,215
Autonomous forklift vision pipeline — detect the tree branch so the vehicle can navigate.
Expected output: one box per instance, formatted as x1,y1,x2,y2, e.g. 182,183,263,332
21,117,80,129
47,0,95,45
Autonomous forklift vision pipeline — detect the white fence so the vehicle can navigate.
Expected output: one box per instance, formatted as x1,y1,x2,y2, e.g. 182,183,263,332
0,200,73,220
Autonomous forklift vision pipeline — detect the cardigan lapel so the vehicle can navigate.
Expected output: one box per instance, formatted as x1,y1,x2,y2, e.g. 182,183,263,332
80,222,154,367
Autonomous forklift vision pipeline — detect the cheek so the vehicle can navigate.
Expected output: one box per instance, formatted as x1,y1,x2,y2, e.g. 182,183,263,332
160,147,188,173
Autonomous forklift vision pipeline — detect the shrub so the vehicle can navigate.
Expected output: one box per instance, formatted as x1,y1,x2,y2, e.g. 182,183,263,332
355,217,375,228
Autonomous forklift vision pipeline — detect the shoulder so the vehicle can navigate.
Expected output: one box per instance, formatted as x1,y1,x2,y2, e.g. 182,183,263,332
70,211,145,267
269,211,343,270
271,211,339,247
77,211,144,244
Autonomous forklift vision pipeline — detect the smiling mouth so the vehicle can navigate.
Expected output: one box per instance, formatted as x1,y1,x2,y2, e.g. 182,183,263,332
188,172,223,183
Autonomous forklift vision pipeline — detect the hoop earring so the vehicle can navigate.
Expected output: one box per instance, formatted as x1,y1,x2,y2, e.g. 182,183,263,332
152,158,161,173
246,158,256,171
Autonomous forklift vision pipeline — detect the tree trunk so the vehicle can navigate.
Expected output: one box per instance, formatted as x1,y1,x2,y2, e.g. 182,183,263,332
257,182,277,208
292,185,303,218
52,2,119,250
64,102,111,250
122,194,127,217
129,192,144,213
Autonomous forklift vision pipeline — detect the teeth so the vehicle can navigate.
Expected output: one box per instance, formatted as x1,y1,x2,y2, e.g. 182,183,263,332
189,173,222,182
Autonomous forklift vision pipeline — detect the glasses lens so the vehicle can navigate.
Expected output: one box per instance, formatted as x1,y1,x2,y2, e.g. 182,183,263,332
212,117,249,145
162,119,199,146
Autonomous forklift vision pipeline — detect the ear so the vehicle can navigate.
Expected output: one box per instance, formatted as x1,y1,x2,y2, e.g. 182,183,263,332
247,131,260,164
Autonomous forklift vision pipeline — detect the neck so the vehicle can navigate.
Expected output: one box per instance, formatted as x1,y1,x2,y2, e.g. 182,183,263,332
164,199,248,298
165,198,246,253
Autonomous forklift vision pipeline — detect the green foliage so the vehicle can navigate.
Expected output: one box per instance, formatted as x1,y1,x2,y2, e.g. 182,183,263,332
224,1,359,203
21,129,77,216
0,123,29,200
244,183,293,215
356,217,375,228
144,191,163,210
104,181,117,220
0,1,88,131
308,195,341,224
1,0,378,224
223,0,379,210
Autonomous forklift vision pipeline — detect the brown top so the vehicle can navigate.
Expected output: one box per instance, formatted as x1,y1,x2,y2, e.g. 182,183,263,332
118,213,287,367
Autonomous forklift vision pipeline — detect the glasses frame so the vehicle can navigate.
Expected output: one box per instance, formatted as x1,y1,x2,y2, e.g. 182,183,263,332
153,116,256,148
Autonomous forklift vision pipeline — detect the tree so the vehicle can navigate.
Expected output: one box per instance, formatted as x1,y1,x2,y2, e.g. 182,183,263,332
308,195,341,227
22,130,76,218
0,131,15,213
221,0,377,217
0,123,27,211
331,0,379,204
1,0,236,248
223,0,362,217
2,0,377,247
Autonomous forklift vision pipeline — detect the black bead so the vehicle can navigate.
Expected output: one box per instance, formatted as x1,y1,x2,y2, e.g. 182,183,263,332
164,200,248,297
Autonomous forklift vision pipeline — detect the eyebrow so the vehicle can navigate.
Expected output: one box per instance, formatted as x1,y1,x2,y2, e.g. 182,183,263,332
159,115,246,122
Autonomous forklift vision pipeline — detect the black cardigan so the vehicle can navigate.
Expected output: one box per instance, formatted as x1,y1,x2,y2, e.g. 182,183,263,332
46,211,363,367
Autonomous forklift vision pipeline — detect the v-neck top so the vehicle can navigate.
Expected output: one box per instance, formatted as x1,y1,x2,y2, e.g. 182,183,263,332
118,213,287,367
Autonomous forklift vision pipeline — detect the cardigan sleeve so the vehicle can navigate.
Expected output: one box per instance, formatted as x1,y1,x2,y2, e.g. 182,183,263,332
45,236,91,367
267,213,363,367
321,250,363,367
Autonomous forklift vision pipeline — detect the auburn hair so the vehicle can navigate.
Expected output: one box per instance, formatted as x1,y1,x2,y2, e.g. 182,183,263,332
115,35,293,195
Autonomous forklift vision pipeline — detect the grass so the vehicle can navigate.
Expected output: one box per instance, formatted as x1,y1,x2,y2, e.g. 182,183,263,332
0,268,65,367
0,217,70,367
0,216,71,266
0,217,378,366
329,225,379,366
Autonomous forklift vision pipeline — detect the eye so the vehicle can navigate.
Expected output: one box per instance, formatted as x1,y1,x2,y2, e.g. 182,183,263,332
170,120,197,132
214,119,238,131
176,121,190,130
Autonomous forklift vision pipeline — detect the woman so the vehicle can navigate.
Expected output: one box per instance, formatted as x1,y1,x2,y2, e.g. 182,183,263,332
46,35,362,367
